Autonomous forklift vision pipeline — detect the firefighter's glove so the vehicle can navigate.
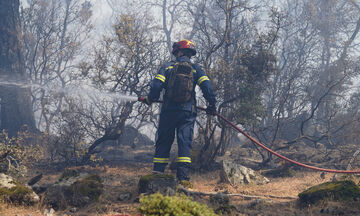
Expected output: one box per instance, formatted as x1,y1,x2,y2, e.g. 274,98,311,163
206,104,217,116
138,96,152,105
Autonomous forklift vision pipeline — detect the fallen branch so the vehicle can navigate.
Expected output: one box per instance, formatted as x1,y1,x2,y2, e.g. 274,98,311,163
177,186,297,200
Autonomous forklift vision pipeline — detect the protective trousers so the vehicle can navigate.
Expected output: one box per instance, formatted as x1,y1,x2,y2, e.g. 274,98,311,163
153,110,196,181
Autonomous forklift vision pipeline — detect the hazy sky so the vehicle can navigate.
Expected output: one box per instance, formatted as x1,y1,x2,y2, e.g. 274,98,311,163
90,0,113,33
20,0,114,36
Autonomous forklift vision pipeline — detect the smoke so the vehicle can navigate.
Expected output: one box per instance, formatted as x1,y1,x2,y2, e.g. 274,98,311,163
0,79,138,102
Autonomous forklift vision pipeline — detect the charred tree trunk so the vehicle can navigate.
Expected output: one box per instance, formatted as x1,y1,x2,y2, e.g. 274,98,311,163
0,0,35,137
196,117,217,170
82,101,135,163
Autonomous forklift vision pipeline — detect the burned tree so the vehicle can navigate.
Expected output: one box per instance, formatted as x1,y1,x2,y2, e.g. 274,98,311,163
255,0,360,167
0,0,35,137
80,13,160,162
21,0,93,133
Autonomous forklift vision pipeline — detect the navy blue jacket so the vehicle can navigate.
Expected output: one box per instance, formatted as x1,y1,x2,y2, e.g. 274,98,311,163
147,56,216,113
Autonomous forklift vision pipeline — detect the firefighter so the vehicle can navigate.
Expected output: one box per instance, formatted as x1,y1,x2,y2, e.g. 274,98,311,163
140,39,217,182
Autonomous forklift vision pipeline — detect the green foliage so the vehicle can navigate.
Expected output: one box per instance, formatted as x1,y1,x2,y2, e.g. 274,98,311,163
212,35,277,126
0,130,41,177
214,204,237,215
178,180,193,189
0,184,33,205
138,192,218,216
231,48,276,125
298,180,360,204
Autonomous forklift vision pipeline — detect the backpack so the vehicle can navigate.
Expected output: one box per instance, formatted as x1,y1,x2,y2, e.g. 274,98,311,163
166,61,194,103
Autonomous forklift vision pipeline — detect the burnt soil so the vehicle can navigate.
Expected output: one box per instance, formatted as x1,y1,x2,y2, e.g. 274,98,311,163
2,144,360,216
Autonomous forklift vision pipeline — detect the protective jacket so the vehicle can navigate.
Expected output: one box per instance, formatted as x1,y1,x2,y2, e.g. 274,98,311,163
147,55,216,181
147,56,216,112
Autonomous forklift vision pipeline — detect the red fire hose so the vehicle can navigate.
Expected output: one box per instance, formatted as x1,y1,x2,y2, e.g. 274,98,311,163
139,97,360,173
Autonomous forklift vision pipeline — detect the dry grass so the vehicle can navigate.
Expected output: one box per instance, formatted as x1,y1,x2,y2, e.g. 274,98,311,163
191,170,333,198
2,161,359,215
0,203,43,216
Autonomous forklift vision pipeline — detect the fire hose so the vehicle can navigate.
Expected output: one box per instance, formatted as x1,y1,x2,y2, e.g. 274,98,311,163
139,97,360,174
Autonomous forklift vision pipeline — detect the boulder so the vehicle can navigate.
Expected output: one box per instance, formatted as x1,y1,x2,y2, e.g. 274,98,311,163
0,173,16,188
43,208,56,216
0,173,39,205
220,160,269,186
298,180,360,204
331,173,360,183
43,170,103,210
117,191,132,201
262,162,296,178
93,125,154,163
31,183,50,194
210,192,230,205
138,173,176,195
119,126,154,147
209,192,237,215
100,126,154,149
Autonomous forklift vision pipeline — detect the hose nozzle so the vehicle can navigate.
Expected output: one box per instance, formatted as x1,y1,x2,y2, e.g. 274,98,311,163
138,96,145,102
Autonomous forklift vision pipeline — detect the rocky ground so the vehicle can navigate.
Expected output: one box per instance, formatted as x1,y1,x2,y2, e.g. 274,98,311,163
1,143,360,216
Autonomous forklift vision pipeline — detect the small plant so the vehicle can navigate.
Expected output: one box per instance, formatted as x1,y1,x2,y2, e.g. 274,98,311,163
0,183,33,205
138,192,218,216
178,180,193,189
0,130,42,177
59,168,80,181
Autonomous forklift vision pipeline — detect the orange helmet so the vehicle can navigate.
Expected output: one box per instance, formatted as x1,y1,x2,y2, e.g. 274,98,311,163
172,40,196,56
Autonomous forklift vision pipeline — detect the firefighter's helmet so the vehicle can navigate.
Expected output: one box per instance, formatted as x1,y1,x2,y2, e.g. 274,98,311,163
172,40,196,56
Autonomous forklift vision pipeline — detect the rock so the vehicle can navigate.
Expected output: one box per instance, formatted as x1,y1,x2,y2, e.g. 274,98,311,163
210,192,236,215
100,126,153,149
31,183,50,194
43,208,55,216
117,192,132,201
0,173,16,188
247,199,266,209
43,184,69,210
298,180,360,204
119,126,154,147
69,207,77,213
320,172,326,179
0,173,39,205
220,160,270,186
215,205,237,215
262,163,296,178
138,173,176,195
331,173,358,183
210,192,230,205
43,171,103,210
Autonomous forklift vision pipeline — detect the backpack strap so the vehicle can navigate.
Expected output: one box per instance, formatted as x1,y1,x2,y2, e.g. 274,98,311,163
163,62,175,108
